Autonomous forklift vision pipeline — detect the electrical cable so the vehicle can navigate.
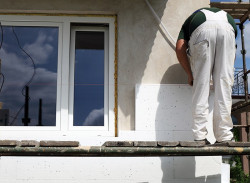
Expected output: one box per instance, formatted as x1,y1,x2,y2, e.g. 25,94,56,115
9,104,25,126
9,27,37,125
0,22,3,49
0,73,4,93
11,26,36,96
0,22,4,93
144,0,176,47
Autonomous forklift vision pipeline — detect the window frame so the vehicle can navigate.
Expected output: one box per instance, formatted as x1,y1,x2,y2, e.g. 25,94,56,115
69,26,109,131
0,15,116,138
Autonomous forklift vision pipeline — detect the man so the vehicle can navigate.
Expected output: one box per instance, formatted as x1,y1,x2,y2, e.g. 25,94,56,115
176,7,237,143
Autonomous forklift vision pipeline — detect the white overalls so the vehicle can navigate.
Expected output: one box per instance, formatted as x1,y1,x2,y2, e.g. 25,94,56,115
189,9,235,142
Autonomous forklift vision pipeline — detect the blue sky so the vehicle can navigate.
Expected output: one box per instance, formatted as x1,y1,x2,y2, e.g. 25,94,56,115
0,26,58,126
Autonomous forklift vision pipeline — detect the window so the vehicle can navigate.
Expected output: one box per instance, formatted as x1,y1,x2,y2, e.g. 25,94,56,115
69,26,109,130
0,25,59,127
0,15,116,138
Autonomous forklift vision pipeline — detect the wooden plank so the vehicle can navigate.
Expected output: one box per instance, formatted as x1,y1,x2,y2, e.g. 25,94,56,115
224,9,248,12
210,2,250,10
20,140,39,147
240,10,250,23
228,142,250,147
0,140,20,147
179,141,206,147
157,141,179,147
232,14,244,20
212,142,230,147
40,141,79,147
103,141,133,147
134,141,157,147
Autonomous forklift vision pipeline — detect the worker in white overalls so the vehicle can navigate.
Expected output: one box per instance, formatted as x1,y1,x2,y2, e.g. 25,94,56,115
176,7,237,144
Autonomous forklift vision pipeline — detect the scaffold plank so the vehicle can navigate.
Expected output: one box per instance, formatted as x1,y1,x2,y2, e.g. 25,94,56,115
0,146,249,156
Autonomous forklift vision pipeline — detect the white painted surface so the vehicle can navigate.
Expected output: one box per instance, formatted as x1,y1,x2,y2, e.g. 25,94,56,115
135,84,216,143
0,84,223,182
0,156,221,183
135,84,221,182
221,163,230,183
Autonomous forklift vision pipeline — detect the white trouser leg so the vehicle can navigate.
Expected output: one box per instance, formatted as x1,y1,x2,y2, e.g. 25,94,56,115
212,28,235,142
189,22,235,141
190,31,213,141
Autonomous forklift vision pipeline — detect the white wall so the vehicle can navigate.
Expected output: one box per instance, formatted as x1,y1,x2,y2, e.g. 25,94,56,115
0,84,222,182
0,0,221,182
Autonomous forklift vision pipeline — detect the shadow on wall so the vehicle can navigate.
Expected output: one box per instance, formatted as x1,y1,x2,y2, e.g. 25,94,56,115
156,65,220,182
196,174,221,183
118,0,169,129
155,84,195,182
161,63,187,84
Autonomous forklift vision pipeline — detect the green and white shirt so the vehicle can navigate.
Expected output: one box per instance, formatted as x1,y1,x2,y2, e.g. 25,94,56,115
177,7,237,42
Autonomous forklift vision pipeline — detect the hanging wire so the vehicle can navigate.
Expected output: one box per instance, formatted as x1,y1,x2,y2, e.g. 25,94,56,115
0,22,4,93
0,22,3,49
8,104,25,126
0,73,4,93
11,26,36,96
9,27,37,125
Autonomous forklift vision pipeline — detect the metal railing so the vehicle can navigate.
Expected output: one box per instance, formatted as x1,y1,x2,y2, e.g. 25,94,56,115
233,68,249,96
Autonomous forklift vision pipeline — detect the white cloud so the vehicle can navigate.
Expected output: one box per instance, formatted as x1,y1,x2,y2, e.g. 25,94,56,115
23,31,54,65
0,48,57,126
83,108,104,126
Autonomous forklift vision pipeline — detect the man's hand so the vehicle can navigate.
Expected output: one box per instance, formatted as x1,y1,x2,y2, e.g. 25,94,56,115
188,75,194,86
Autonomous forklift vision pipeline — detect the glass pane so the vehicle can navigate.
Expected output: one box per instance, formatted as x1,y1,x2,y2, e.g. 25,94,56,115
73,31,104,126
0,26,58,126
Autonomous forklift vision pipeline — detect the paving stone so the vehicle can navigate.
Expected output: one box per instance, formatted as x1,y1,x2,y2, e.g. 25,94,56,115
0,140,20,147
40,141,79,147
134,141,157,147
103,141,133,147
179,141,206,147
157,141,179,147
20,140,39,147
228,142,250,147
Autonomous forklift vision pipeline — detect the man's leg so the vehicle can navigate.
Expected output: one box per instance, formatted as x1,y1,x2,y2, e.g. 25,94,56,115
212,27,235,142
190,31,213,140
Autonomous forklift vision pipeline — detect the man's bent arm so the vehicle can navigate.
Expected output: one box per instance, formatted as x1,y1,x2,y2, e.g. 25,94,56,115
176,39,193,86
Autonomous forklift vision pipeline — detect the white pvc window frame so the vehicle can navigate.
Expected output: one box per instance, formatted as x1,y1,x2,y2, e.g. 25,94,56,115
69,26,109,131
0,15,115,139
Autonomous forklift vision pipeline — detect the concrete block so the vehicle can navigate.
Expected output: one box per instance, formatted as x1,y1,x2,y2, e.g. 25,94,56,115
0,140,19,147
157,141,179,147
212,142,229,147
20,140,39,147
228,142,250,147
179,141,205,147
40,141,79,147
103,141,133,147
134,141,157,147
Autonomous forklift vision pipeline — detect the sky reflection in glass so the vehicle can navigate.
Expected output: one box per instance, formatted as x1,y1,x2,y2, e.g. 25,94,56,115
73,31,104,126
0,26,58,126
